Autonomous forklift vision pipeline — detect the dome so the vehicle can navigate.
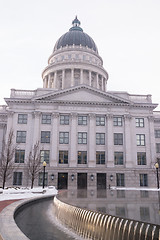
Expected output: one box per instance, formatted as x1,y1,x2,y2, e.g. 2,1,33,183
54,17,98,53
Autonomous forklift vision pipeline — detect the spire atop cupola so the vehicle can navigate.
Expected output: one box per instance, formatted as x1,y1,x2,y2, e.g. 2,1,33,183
70,16,83,32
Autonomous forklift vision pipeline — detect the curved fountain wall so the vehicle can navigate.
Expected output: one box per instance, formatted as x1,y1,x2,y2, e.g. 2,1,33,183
54,197,160,240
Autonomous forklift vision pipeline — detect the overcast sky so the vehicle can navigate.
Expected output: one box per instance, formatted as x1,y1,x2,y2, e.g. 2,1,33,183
0,0,160,110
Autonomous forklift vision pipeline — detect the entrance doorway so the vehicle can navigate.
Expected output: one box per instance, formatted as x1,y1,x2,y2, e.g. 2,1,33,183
58,173,68,189
77,173,87,189
97,173,106,197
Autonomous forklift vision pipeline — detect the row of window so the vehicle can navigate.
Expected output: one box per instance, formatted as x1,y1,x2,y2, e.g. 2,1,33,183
17,114,146,127
13,171,148,187
16,131,146,146
15,149,147,165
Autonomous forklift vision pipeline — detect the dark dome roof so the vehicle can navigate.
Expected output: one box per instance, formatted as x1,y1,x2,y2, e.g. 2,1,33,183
54,17,98,53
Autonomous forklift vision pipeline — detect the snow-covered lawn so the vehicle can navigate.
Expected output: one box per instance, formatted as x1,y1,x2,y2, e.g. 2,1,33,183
0,186,58,201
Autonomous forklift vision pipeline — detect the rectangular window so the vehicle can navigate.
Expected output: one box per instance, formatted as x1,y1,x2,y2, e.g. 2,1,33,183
96,116,105,126
41,131,50,143
59,151,68,164
156,143,160,153
18,114,27,124
136,134,145,146
78,132,87,144
78,151,87,164
116,173,125,187
13,172,22,185
140,207,150,221
136,118,144,127
15,150,25,163
96,151,105,164
155,130,160,138
140,174,148,187
96,133,105,145
42,114,51,124
78,115,87,125
114,152,123,165
40,150,50,164
16,131,26,143
59,132,69,144
38,172,48,186
113,117,122,126
60,115,69,125
114,133,123,145
137,152,146,165
116,207,126,217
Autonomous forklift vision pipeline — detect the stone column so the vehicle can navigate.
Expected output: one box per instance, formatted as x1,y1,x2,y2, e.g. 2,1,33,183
50,113,59,167
147,116,156,167
80,69,83,84
107,114,114,167
88,113,96,167
48,74,51,88
43,77,47,88
96,73,99,89
71,69,74,87
62,70,65,89
89,71,92,87
124,114,133,167
54,71,57,89
32,111,41,144
69,113,77,167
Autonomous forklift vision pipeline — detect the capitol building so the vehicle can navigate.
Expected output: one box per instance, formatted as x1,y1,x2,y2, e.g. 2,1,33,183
0,17,160,190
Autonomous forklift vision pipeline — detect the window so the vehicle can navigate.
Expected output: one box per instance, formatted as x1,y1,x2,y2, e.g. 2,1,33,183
136,118,144,127
156,143,160,153
40,150,50,164
59,151,68,164
114,133,123,145
13,172,22,185
116,173,125,187
155,130,160,138
41,131,50,143
136,134,145,146
114,152,123,165
59,132,69,144
78,151,87,164
96,133,105,145
137,152,146,165
96,151,105,164
18,114,27,124
116,207,126,217
78,132,87,144
15,150,25,163
16,131,26,143
42,114,51,124
140,207,150,221
140,174,148,186
113,117,122,126
78,115,87,125
60,115,69,125
96,116,105,126
38,172,48,186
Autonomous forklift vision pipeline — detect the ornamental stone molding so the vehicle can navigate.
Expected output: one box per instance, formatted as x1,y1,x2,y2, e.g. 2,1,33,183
52,112,59,118
32,111,41,118
89,113,95,119
147,116,154,122
70,112,77,119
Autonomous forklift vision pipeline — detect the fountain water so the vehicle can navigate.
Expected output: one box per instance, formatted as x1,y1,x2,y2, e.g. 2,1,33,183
53,197,160,240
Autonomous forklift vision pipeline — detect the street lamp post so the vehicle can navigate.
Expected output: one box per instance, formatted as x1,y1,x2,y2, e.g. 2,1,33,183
155,162,159,189
42,161,47,189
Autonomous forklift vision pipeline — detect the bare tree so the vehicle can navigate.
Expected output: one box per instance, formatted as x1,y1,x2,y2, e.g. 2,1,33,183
0,129,16,189
27,142,42,189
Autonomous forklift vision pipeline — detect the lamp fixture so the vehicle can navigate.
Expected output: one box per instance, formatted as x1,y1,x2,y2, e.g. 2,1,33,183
51,174,54,181
71,174,74,181
110,174,113,181
90,174,94,181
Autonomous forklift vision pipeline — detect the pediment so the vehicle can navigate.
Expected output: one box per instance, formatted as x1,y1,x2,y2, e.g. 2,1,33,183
33,85,131,105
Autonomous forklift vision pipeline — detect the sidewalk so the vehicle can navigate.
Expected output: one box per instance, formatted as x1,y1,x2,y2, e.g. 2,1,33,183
0,199,21,213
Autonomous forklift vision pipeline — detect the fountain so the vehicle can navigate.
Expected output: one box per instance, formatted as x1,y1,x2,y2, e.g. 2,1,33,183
53,189,160,240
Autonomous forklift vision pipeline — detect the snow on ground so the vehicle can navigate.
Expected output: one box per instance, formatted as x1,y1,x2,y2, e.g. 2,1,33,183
0,186,58,201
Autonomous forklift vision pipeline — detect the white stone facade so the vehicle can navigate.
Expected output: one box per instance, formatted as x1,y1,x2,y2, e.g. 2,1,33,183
0,18,160,190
